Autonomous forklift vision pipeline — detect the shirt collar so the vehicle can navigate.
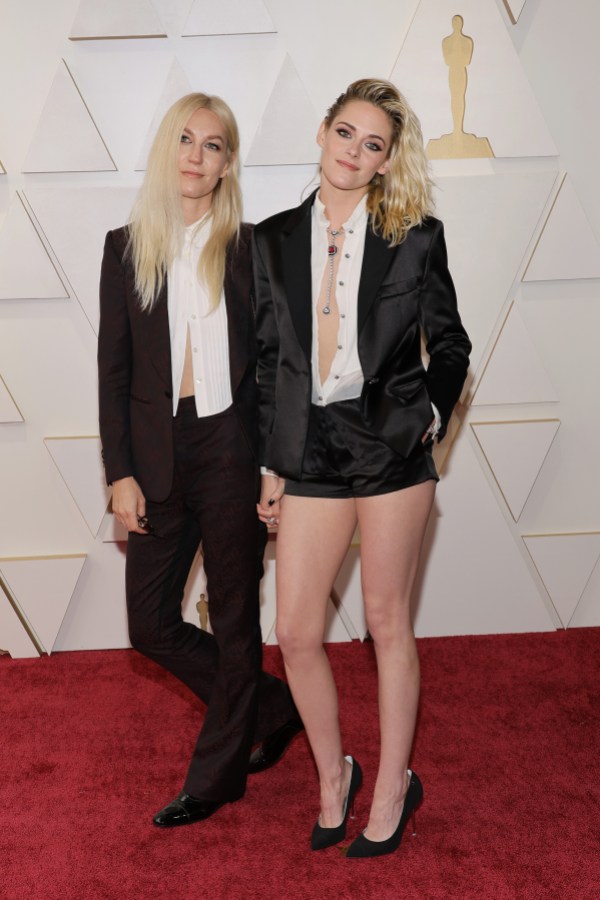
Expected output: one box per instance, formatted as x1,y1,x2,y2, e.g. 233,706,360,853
313,192,368,233
184,212,211,247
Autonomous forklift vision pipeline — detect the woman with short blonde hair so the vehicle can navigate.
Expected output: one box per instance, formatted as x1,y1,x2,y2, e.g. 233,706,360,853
254,78,471,858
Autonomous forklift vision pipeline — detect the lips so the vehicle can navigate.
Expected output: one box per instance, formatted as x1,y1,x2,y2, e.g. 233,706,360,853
337,159,359,171
181,171,203,177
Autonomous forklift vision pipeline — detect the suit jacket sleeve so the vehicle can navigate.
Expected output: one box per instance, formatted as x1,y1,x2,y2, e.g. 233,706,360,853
252,228,279,464
97,229,135,485
419,220,471,438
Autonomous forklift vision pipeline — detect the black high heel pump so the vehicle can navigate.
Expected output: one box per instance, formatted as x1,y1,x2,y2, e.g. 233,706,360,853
310,756,363,851
345,769,423,859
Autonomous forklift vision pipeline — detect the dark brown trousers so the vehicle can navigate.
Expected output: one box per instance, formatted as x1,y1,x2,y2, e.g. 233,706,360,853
125,398,294,802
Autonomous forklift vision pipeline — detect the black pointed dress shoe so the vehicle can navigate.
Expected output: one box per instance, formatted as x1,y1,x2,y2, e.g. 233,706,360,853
152,792,223,828
247,716,304,774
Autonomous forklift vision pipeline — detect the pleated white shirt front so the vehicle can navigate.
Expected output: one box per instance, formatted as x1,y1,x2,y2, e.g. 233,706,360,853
167,216,232,418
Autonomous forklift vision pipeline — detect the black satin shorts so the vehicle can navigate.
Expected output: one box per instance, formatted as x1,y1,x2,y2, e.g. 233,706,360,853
284,399,438,499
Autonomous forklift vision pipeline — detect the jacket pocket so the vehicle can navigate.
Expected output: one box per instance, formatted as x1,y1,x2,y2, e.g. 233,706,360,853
378,275,420,300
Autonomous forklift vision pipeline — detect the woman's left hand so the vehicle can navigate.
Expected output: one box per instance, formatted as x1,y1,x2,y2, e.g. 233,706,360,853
257,474,285,528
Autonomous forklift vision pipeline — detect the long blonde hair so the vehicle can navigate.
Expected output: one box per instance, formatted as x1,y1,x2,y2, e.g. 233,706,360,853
324,79,433,245
127,92,242,312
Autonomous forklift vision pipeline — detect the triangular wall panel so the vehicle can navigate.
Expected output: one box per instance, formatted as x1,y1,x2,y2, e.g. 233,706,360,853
264,0,419,116
52,543,128,652
0,376,24,423
183,0,276,35
22,60,116,173
0,555,87,654
524,175,600,281
415,430,558,635
135,60,192,170
246,55,321,165
471,419,560,521
44,437,111,537
390,0,557,157
434,171,558,372
0,194,68,300
0,591,40,658
69,0,166,39
23,187,138,333
523,533,600,627
503,1,528,24
473,303,559,405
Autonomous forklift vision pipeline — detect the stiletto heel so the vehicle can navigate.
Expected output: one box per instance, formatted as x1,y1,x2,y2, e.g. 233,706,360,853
310,756,363,851
345,769,423,859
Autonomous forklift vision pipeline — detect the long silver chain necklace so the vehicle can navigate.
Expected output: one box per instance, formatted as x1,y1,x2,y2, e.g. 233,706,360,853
322,228,341,315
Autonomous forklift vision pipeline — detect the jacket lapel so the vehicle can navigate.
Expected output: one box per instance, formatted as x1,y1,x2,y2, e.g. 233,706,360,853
357,224,395,334
281,192,315,361
135,282,172,389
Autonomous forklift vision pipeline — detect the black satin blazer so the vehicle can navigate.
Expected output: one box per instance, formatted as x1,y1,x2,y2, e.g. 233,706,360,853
98,223,259,502
252,190,471,480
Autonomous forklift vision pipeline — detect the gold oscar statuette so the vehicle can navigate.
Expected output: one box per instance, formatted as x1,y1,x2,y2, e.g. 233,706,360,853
427,15,494,159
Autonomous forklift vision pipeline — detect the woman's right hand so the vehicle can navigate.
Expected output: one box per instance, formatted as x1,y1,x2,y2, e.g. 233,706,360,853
257,474,285,528
111,476,149,534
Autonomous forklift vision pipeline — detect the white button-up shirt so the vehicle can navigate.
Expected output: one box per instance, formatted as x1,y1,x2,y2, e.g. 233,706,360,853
311,193,368,406
167,217,232,418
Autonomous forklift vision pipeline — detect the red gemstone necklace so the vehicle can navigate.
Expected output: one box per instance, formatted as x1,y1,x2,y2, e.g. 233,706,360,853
322,228,341,315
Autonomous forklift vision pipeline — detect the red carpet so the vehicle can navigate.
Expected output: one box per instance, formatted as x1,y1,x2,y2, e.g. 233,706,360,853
1,629,599,899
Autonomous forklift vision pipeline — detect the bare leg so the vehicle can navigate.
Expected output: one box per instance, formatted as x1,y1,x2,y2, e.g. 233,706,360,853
275,494,357,827
356,480,435,841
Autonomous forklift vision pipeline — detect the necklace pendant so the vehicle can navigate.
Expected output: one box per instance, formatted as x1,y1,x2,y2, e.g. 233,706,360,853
322,306,331,315
328,244,338,257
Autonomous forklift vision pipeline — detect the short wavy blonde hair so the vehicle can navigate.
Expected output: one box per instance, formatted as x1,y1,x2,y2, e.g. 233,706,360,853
324,78,434,245
127,92,242,311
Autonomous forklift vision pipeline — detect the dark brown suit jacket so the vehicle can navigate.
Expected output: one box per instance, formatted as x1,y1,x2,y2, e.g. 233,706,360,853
252,191,471,479
98,223,258,502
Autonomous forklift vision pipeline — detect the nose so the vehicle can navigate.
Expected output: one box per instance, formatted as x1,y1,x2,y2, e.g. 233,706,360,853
347,139,359,158
188,141,202,163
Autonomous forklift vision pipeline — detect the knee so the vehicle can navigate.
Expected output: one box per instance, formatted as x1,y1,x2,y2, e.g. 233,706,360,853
127,617,157,655
364,600,409,649
126,603,178,656
275,618,318,663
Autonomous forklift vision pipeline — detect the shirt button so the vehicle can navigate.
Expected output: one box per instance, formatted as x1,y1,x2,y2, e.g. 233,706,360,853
345,253,350,258
193,347,198,353
340,313,346,319
338,281,344,286
191,314,197,320
348,229,354,234
334,375,340,380
337,345,342,350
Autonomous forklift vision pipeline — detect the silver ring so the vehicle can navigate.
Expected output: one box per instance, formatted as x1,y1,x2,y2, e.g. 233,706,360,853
268,517,276,524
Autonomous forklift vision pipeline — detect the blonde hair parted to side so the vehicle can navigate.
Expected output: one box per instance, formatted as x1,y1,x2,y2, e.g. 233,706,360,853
324,79,434,245
127,92,242,312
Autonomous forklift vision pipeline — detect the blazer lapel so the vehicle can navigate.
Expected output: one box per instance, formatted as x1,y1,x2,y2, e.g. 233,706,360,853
281,192,315,361
134,282,172,389
357,224,395,334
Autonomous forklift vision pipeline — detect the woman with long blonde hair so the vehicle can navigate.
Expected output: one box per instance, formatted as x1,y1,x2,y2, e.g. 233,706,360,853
98,93,300,830
254,78,471,857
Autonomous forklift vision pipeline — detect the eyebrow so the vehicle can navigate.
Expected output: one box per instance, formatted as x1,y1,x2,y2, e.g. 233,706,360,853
336,120,387,145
